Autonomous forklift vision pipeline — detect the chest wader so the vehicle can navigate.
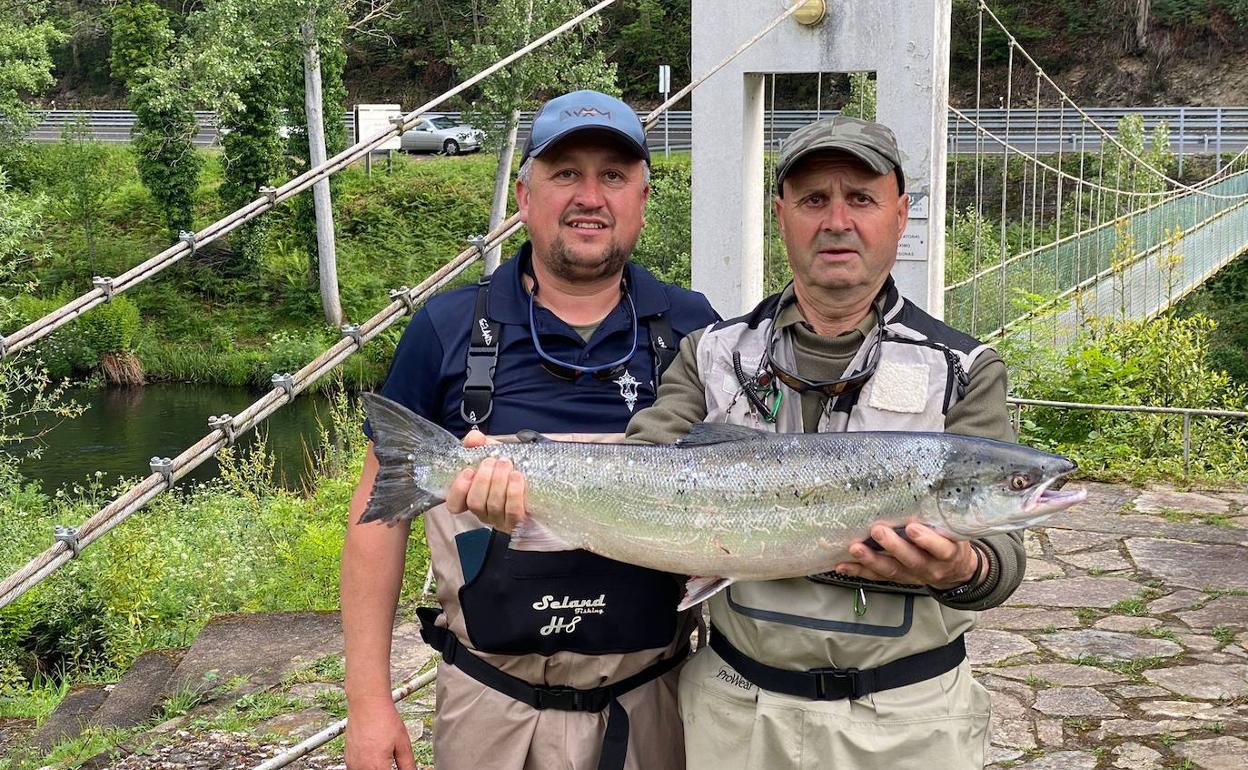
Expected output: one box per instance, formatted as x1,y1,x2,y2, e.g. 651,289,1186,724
417,274,685,770
695,282,979,703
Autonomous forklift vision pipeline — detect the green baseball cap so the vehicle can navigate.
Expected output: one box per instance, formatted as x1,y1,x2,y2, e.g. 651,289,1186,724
775,116,905,195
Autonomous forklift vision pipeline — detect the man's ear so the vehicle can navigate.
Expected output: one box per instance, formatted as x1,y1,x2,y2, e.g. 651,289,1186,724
516,178,530,224
895,192,910,241
773,196,786,238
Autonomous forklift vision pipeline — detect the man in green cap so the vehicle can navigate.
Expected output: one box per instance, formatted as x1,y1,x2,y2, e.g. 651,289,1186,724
451,115,1026,767
625,114,1023,767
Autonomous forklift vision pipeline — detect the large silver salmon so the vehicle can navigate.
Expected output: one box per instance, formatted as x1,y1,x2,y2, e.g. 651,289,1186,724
362,394,1085,608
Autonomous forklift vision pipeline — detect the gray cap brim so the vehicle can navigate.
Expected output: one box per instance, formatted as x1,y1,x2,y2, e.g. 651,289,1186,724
776,141,904,193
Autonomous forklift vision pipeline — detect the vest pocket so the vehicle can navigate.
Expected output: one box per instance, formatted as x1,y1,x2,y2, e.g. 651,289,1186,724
725,580,914,638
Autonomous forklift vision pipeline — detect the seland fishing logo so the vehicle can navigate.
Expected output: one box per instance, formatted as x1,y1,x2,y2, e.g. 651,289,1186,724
615,371,640,412
478,318,494,345
533,593,607,636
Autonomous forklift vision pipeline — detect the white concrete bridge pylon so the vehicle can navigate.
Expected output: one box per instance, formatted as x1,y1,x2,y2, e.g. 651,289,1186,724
691,0,952,318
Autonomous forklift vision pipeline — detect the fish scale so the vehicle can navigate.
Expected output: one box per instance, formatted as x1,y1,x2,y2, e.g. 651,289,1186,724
362,394,1087,601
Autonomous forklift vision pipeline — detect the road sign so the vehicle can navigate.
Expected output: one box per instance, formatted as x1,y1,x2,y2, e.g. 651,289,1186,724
354,104,402,151
658,65,671,94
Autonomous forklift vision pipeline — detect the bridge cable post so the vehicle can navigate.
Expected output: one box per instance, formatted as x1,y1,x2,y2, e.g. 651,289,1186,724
389,287,417,315
150,457,175,489
53,525,82,559
92,276,115,303
208,414,238,446
271,373,296,403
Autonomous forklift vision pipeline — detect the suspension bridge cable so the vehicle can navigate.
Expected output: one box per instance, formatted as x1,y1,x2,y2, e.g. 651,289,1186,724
0,0,805,612
975,0,1248,201
0,0,622,362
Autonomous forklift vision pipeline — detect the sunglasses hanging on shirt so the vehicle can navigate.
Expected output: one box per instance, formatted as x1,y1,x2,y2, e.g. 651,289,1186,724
734,285,888,422
528,276,639,381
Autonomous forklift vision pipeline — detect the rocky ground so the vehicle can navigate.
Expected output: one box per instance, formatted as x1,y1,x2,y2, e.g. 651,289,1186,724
4,480,1246,769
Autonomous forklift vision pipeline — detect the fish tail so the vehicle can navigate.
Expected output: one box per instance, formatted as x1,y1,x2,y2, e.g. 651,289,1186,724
360,393,461,525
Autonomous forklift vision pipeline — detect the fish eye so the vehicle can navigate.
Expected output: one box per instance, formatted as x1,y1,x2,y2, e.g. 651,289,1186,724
1009,473,1032,491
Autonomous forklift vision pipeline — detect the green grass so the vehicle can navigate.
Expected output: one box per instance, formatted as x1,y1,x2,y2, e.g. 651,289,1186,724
1109,597,1149,616
1212,625,1236,646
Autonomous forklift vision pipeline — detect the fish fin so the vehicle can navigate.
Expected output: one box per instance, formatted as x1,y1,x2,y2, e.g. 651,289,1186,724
675,422,769,447
359,393,459,525
515,429,552,444
358,487,444,525
678,576,734,611
508,519,575,552
860,524,914,552
363,393,460,454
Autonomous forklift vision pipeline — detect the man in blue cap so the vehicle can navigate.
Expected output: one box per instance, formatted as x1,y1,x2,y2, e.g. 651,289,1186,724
341,90,718,770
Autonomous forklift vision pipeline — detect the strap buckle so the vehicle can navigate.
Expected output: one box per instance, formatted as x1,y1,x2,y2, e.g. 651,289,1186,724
534,685,607,712
812,666,871,700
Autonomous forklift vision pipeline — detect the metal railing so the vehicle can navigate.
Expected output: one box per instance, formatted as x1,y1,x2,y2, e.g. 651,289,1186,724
1007,396,1248,476
26,107,1248,158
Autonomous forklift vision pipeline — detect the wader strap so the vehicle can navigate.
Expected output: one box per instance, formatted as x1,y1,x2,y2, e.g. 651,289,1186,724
418,607,686,770
648,312,677,379
710,625,965,701
460,276,501,431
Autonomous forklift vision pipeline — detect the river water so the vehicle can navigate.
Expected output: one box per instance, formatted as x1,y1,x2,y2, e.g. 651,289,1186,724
16,384,341,494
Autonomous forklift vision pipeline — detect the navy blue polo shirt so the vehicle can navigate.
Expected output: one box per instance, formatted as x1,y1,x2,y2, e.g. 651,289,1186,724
365,243,719,438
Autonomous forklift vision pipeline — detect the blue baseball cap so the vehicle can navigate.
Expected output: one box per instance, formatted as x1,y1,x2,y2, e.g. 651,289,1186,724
522,90,650,165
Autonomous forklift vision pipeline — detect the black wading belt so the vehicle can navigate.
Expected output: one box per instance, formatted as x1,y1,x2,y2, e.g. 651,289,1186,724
418,607,687,770
461,275,678,434
710,626,966,700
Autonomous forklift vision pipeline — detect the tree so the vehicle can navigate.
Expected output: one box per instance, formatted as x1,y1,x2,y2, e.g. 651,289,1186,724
51,118,115,274
109,0,202,241
0,2,64,145
189,0,381,324
840,72,877,121
449,0,618,271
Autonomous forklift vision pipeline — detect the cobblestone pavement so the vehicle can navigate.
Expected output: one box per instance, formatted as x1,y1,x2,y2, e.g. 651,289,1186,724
976,482,1248,769
19,481,1248,770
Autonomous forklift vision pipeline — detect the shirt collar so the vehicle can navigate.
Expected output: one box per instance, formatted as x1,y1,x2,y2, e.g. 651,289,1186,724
486,241,671,325
775,276,896,336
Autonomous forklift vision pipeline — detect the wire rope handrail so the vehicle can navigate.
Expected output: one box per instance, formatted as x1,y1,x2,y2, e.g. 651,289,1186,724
0,0,805,612
974,0,1248,201
0,0,621,362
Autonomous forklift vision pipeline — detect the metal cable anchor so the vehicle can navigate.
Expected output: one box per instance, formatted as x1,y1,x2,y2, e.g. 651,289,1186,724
259,186,278,204
150,457,174,488
0,333,7,357
208,414,237,445
179,230,198,256
467,234,488,260
389,286,417,314
54,525,82,559
389,114,408,131
341,323,364,347
271,373,296,402
92,276,115,303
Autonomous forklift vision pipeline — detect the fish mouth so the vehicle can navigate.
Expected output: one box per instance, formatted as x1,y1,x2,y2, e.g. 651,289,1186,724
1024,476,1088,516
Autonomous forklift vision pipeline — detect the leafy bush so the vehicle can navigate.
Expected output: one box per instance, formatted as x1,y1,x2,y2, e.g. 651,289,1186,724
79,296,141,354
1006,314,1248,479
0,395,430,684
633,155,692,286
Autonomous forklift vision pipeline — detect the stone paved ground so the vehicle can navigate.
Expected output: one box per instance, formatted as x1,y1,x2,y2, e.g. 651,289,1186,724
976,481,1248,769
8,481,1247,769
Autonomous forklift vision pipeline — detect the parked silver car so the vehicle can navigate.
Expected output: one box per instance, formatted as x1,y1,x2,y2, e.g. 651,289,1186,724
400,115,484,155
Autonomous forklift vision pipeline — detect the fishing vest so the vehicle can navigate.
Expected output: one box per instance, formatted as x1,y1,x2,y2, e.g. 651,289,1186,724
697,279,997,673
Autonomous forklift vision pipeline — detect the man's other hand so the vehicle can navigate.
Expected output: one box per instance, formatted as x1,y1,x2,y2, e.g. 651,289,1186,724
445,429,528,532
834,523,982,590
344,696,416,770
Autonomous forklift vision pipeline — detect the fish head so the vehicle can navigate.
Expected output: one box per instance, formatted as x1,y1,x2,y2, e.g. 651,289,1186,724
932,440,1087,537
